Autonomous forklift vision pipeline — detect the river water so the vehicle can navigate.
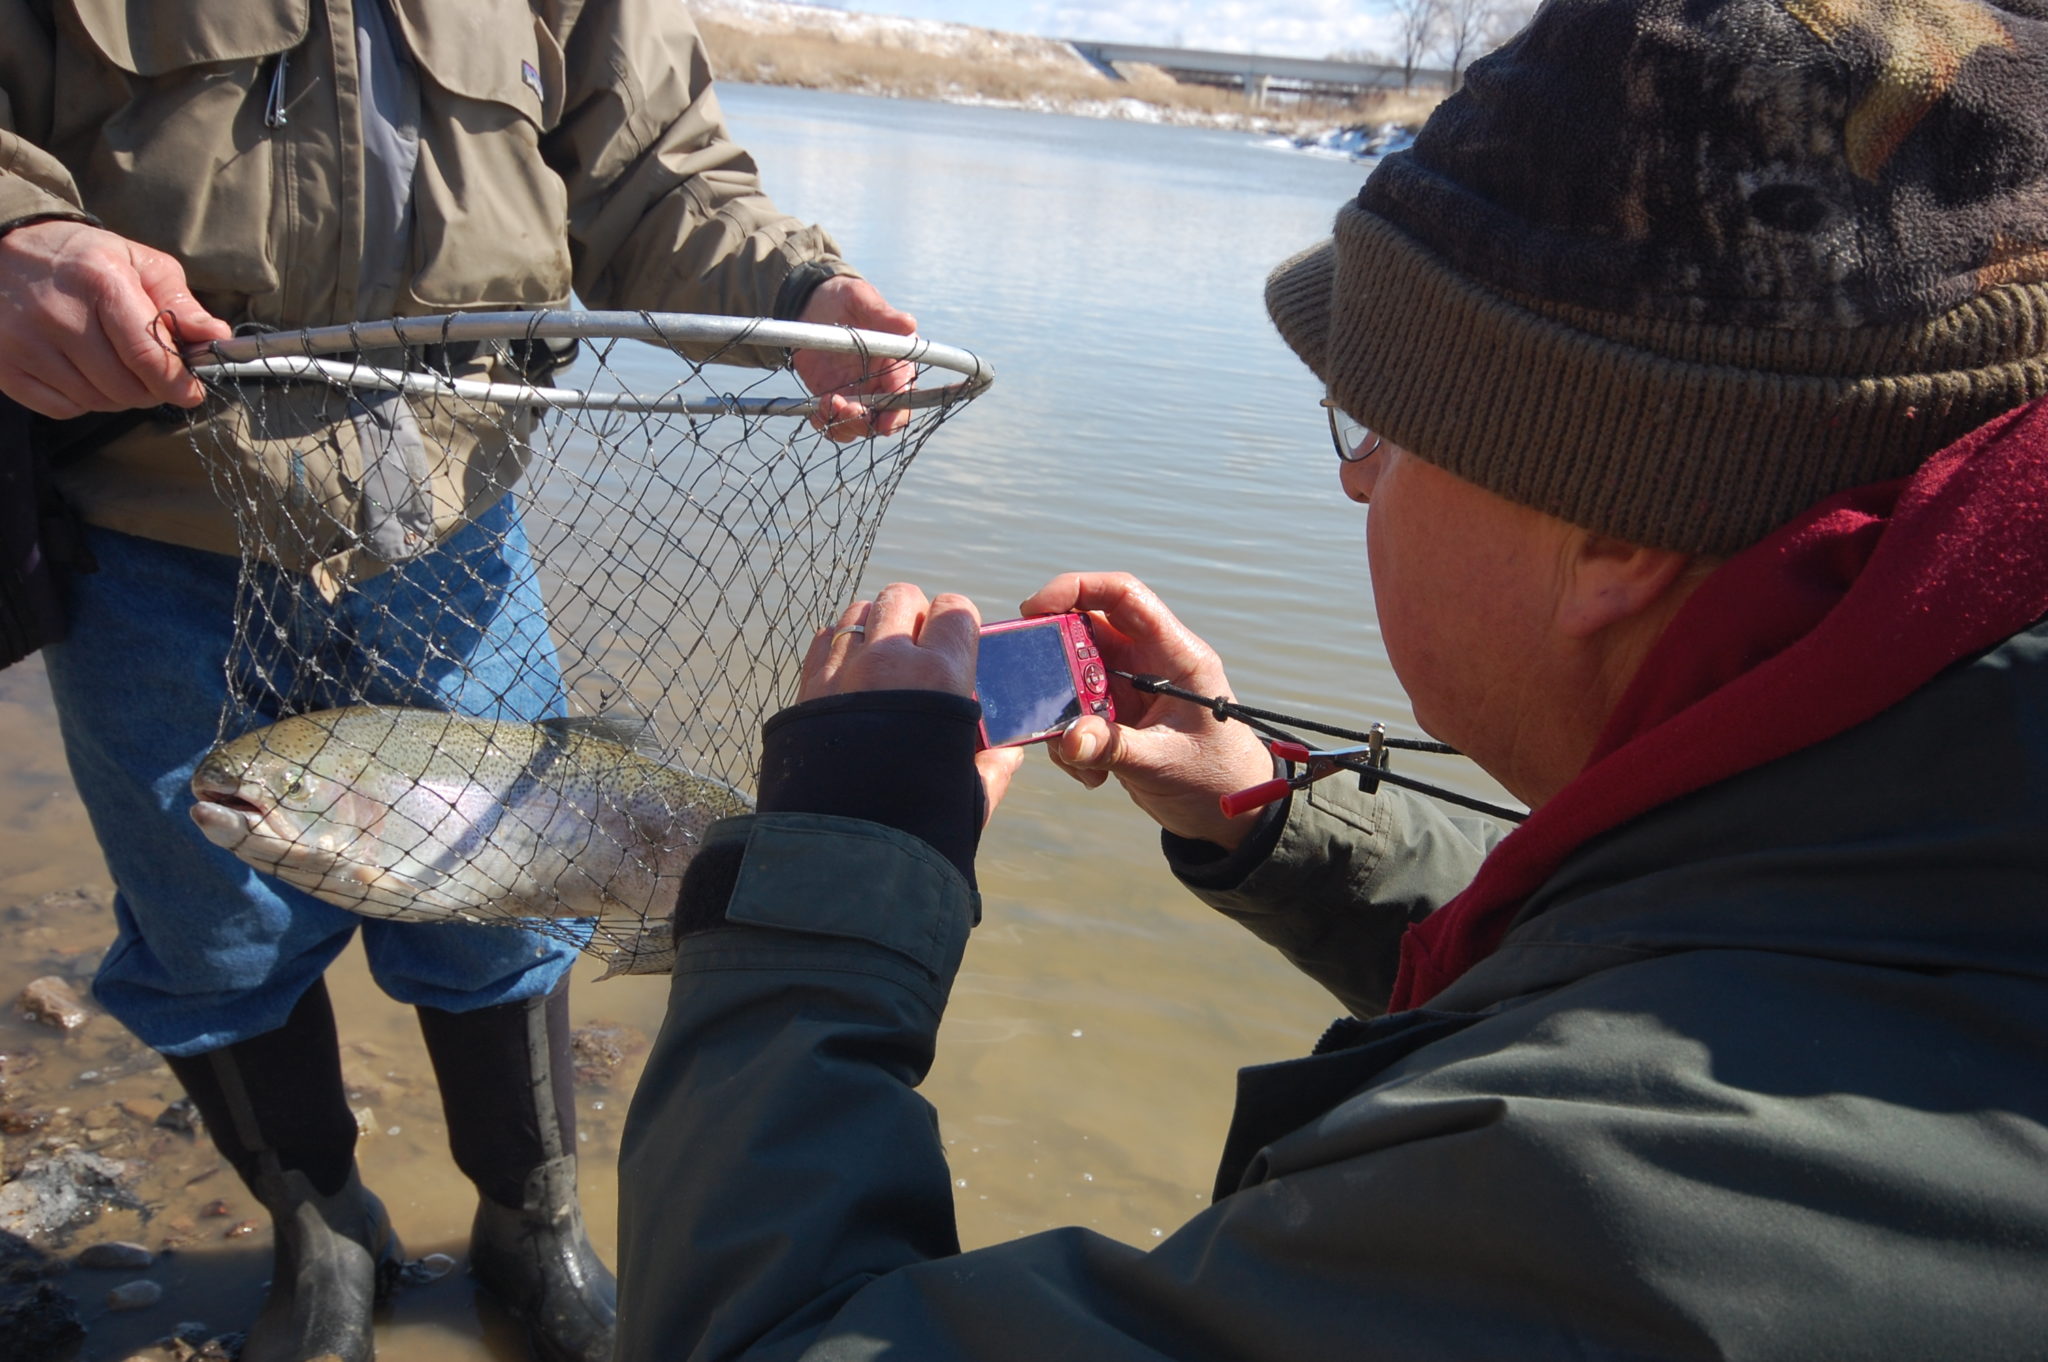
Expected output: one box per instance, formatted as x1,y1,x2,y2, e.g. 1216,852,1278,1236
0,84,1508,1358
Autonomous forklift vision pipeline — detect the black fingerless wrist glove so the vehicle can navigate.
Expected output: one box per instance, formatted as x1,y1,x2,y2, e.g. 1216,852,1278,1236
673,690,987,936
756,689,987,883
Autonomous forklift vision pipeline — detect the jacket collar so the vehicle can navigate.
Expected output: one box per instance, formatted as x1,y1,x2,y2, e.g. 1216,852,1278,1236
1391,396,2048,1010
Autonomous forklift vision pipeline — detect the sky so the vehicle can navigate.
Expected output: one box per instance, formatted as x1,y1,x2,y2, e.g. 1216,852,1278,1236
809,1,1403,59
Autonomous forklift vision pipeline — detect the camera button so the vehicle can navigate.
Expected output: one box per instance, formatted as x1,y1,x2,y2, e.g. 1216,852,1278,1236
1082,662,1106,692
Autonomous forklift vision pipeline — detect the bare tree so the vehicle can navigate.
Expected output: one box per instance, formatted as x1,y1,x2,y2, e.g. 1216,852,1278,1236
1485,1,1540,49
1438,0,1493,89
1430,0,1540,90
1389,0,1446,92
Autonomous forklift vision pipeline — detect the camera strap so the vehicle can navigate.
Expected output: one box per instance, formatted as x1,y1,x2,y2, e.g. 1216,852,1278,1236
1110,670,1527,824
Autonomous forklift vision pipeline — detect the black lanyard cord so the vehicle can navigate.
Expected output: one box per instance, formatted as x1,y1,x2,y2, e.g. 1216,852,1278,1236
1111,671,1528,824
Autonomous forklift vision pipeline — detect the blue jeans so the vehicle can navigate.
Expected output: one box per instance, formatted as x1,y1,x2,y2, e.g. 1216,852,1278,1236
42,498,581,1056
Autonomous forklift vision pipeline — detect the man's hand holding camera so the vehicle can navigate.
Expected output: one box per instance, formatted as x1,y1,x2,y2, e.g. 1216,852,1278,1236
802,574,1278,851
800,582,1026,816
1021,572,1276,851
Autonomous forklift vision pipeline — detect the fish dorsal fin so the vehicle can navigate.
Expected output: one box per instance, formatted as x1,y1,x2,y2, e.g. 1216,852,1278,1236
535,714,662,757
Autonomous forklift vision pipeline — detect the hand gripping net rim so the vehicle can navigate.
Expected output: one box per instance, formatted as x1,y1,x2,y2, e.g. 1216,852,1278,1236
192,309,993,414
185,310,990,978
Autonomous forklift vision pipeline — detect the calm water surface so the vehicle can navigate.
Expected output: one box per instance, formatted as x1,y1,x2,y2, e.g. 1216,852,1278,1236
0,85,1510,1358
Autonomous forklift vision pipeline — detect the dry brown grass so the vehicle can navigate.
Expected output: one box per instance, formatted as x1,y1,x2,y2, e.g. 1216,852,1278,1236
700,19,1115,102
1350,87,1449,126
696,19,1420,134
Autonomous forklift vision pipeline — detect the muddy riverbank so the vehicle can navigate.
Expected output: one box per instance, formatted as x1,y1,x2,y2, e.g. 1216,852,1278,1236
0,851,646,1362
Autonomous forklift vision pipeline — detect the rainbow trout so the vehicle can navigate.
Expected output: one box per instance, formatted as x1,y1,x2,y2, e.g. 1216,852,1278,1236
189,707,750,974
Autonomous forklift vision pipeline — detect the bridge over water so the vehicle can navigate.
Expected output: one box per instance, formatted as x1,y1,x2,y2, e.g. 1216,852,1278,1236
1066,40,1449,104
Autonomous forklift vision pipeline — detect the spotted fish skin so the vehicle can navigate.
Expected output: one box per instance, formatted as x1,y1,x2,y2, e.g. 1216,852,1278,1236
189,707,751,944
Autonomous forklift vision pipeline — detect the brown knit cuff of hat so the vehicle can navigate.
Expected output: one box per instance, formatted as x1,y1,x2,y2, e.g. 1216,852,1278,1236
1268,202,2048,556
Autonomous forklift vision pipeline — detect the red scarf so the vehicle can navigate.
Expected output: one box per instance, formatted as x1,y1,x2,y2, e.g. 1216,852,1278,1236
1387,397,2048,1011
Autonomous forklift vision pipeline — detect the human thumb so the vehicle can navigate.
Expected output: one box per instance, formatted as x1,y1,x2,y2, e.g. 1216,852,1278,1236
1061,714,1188,781
1054,715,1114,769
131,245,231,346
848,281,916,336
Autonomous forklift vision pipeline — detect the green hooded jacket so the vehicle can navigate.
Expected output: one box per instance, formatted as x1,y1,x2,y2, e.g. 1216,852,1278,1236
617,617,2048,1359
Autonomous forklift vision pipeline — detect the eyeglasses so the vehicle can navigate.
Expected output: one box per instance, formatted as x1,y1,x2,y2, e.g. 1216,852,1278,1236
1321,396,1383,463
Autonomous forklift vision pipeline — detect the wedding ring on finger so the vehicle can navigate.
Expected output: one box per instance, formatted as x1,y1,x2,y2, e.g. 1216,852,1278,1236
833,623,867,642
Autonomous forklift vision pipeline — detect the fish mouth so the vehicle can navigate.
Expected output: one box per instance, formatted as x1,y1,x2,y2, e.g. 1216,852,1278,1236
193,790,265,816
189,780,269,849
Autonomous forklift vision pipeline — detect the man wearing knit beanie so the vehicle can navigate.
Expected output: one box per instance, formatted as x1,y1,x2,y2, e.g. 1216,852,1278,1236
613,1,2048,1356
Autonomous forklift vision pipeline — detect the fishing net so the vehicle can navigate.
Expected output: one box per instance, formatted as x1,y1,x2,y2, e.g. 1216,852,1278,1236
183,311,990,977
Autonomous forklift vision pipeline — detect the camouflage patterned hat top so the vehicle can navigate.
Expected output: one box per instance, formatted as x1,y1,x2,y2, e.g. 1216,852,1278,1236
1266,0,2048,554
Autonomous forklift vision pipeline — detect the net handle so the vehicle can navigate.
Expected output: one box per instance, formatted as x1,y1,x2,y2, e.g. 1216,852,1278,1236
187,309,994,416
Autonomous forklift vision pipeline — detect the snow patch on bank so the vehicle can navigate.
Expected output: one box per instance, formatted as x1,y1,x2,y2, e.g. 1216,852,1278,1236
694,0,1101,75
1267,123,1418,161
692,0,1425,145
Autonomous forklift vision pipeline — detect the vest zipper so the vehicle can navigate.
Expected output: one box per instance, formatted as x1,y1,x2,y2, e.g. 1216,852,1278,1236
265,52,291,129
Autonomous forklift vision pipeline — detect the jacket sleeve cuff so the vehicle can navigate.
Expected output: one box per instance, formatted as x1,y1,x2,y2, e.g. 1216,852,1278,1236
671,813,977,1012
1182,775,1402,920
0,149,91,233
773,259,853,321
1161,794,1293,891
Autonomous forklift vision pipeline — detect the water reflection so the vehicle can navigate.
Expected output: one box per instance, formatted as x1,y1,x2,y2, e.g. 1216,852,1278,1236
636,83,1519,1260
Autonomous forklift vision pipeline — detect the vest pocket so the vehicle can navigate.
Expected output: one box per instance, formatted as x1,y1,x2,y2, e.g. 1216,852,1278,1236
55,0,309,299
386,0,572,308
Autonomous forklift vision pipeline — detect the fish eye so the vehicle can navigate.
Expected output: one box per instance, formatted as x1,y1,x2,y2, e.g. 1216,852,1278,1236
283,770,307,799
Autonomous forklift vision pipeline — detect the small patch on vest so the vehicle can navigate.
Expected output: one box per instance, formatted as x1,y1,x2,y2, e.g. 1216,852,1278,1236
521,61,544,101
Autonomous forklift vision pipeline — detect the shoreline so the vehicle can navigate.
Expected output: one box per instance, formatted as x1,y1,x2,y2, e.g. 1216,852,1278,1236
693,0,1437,157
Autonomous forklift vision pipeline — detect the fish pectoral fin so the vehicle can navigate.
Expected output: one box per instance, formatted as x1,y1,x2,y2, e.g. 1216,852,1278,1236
342,863,430,900
323,862,463,918
594,918,675,981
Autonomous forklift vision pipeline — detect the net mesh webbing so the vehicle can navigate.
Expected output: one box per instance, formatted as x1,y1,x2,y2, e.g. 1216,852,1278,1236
184,311,986,977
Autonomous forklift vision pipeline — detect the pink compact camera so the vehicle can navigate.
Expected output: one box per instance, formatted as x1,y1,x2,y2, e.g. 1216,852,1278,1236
975,612,1115,749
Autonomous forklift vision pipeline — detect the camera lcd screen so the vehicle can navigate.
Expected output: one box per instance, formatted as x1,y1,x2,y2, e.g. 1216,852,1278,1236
979,623,1084,746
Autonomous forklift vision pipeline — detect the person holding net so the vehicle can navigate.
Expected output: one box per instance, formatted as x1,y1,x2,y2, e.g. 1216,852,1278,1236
614,0,2048,1356
0,4,914,1361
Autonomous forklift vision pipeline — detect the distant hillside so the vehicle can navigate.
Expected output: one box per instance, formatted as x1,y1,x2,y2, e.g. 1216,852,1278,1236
688,0,1442,141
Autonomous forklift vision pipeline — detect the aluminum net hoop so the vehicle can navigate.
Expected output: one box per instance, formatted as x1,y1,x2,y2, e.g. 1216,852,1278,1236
186,310,988,977
190,309,992,416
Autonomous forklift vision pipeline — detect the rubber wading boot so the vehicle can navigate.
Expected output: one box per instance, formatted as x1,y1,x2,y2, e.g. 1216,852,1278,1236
469,1155,616,1362
243,1166,405,1362
160,978,405,1362
417,980,616,1362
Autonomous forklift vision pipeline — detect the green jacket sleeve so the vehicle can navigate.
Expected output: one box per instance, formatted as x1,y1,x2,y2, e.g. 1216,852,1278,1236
616,812,974,1361
1166,779,1509,1018
543,0,853,326
614,807,1886,1361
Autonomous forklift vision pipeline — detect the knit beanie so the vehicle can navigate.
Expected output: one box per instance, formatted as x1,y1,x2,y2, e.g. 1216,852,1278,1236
1266,0,2048,555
